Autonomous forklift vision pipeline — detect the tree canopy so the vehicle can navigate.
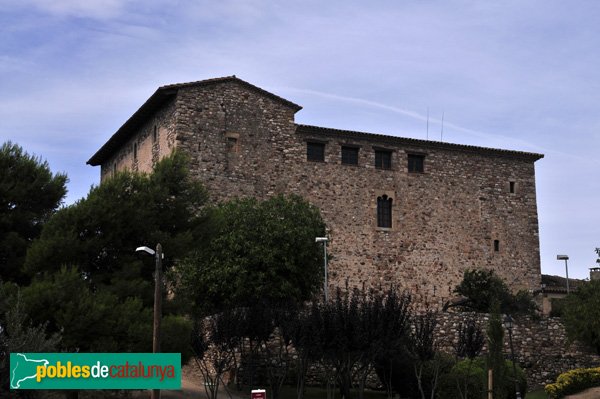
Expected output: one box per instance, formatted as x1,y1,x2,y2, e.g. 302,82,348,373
18,152,204,355
176,194,326,312
0,141,67,284
453,269,537,315
25,151,206,293
561,279,600,355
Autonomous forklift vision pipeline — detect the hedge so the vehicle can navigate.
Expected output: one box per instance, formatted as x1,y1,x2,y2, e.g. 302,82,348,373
545,367,600,398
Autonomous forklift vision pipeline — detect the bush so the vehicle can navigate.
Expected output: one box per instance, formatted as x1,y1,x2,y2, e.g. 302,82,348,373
438,357,526,399
438,358,487,399
545,367,600,398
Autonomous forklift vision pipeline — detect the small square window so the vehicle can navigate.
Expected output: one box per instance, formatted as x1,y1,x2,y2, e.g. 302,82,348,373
307,142,325,162
375,150,392,169
341,146,359,165
408,154,425,173
227,137,238,153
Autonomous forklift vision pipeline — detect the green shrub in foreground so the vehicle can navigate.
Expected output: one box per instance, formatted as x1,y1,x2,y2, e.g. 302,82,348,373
438,357,526,399
545,367,600,398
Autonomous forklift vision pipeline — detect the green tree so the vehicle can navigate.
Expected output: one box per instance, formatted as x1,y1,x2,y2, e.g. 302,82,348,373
0,284,61,393
562,279,600,355
453,269,537,315
486,305,508,399
0,142,67,284
20,152,203,355
25,151,206,290
176,195,326,311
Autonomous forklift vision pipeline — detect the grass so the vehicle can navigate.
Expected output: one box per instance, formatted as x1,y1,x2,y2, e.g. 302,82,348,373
526,388,548,399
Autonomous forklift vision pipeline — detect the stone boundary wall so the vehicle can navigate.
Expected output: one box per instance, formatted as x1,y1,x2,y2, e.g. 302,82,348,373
436,312,600,387
189,312,600,391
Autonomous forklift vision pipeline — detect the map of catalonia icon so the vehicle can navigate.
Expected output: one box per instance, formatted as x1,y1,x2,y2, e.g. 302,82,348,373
10,353,49,389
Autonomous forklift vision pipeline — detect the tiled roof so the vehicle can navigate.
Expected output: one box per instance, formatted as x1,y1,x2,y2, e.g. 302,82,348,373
87,76,302,166
296,124,544,161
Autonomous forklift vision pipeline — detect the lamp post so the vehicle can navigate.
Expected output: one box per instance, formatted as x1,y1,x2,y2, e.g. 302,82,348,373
557,255,570,293
315,237,329,302
136,244,163,399
504,315,521,399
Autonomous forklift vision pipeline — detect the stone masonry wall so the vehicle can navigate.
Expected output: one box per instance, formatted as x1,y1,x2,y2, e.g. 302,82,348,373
101,79,542,306
436,312,600,388
100,97,178,180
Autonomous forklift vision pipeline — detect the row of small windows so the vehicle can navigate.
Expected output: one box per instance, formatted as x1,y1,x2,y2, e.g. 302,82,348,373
307,142,425,172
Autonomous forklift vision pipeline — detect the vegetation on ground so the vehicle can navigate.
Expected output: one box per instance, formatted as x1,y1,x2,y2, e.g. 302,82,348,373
545,367,600,398
453,269,538,315
560,249,600,355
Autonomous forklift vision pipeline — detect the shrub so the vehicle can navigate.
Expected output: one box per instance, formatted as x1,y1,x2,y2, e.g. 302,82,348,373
438,358,487,399
438,357,526,399
545,367,600,398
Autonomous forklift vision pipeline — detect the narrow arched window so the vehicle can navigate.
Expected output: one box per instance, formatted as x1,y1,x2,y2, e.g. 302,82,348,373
377,195,393,228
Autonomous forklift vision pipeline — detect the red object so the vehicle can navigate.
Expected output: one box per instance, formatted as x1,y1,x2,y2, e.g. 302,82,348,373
251,389,266,399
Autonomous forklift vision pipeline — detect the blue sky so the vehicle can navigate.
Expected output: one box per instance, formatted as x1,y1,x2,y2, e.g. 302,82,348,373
1,0,598,280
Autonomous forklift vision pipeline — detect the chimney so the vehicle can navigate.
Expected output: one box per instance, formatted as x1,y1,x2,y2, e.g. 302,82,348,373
590,267,600,281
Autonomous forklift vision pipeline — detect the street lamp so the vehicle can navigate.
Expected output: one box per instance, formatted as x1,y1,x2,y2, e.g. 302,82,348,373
315,237,329,302
557,255,570,293
136,244,163,399
504,315,521,399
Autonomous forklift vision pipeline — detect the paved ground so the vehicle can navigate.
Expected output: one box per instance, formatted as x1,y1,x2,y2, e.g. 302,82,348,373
133,365,245,399
565,386,600,399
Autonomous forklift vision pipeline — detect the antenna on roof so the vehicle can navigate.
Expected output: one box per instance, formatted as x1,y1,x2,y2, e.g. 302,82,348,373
440,112,445,141
426,107,429,140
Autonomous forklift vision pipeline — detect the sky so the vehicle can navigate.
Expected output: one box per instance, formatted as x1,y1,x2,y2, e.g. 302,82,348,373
1,0,599,280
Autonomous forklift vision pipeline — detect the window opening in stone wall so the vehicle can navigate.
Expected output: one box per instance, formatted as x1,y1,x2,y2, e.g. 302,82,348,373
307,142,325,162
113,163,117,176
494,240,500,252
375,150,392,169
408,154,425,173
509,181,515,193
341,146,359,165
153,126,158,143
133,143,137,160
377,195,393,228
227,137,238,153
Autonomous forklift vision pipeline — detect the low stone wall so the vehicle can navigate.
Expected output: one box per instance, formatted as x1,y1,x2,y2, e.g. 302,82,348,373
435,312,600,387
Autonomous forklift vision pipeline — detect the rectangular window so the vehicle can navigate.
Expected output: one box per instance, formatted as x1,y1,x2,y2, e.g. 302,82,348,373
153,125,158,143
494,240,500,252
307,142,325,162
375,150,392,169
509,181,515,193
341,146,359,165
408,154,425,173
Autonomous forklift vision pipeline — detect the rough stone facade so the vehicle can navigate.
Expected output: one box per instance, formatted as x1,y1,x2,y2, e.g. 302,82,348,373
436,312,600,388
88,76,544,305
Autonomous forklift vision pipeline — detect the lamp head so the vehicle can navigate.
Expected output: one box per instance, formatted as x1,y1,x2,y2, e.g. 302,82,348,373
315,237,328,243
136,246,156,256
504,314,514,329
557,255,569,261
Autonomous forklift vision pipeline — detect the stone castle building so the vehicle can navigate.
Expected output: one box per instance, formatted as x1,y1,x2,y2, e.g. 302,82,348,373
88,76,544,304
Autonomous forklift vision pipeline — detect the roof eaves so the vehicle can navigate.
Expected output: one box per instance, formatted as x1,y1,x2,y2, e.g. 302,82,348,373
88,76,302,166
87,87,177,166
